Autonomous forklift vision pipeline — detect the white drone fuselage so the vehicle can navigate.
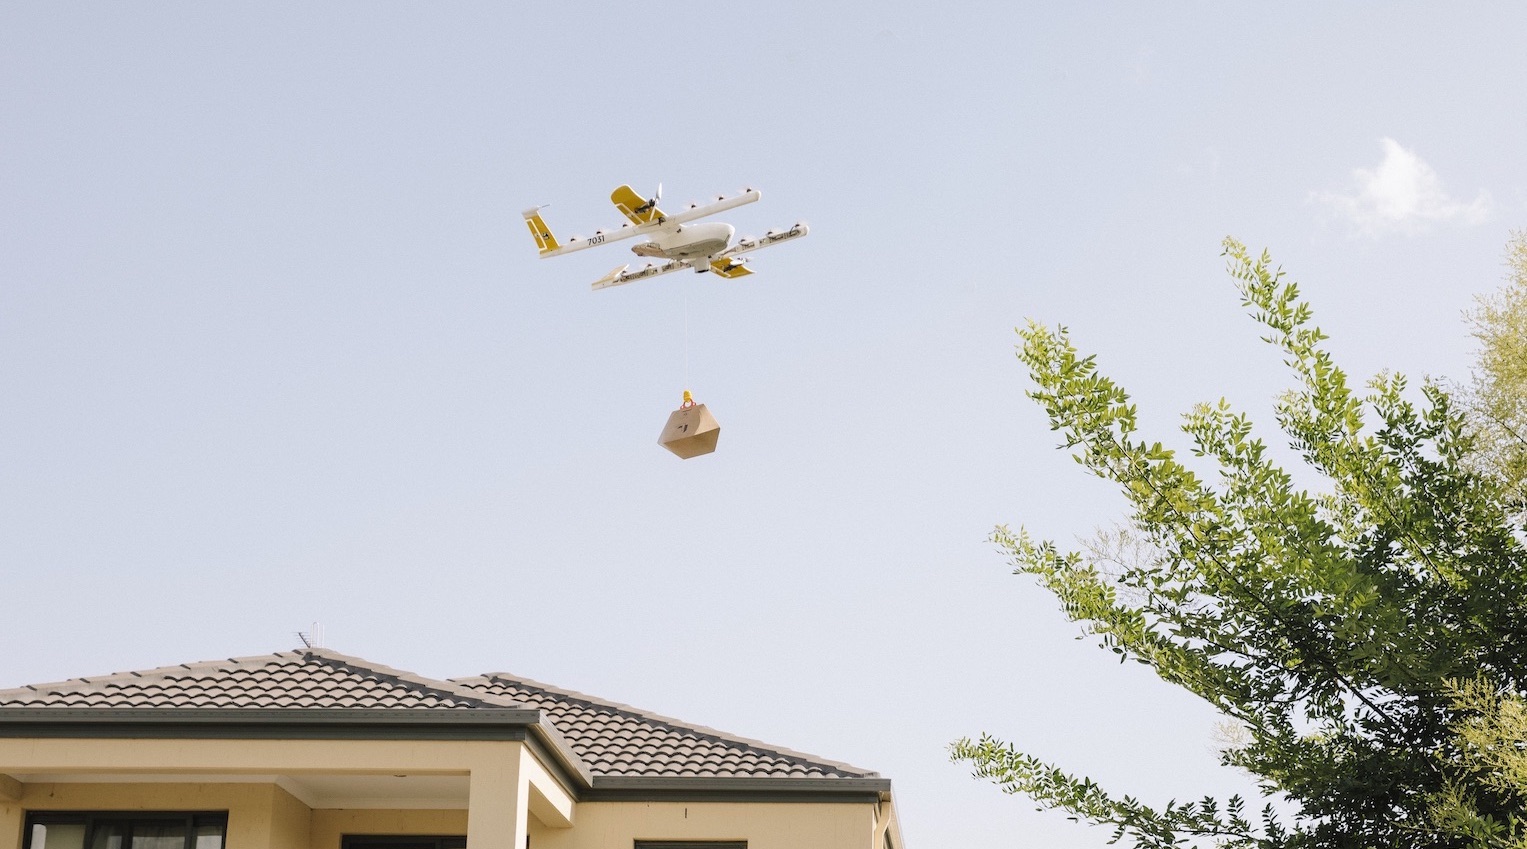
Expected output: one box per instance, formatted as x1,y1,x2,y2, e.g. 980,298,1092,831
631,221,735,260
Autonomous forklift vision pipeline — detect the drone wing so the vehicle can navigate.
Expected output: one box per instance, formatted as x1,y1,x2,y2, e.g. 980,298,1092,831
661,189,762,226
592,257,752,290
590,222,809,291
718,222,811,259
592,260,691,290
610,185,762,227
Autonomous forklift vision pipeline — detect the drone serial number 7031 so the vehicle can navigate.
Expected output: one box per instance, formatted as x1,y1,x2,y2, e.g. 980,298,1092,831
522,184,808,290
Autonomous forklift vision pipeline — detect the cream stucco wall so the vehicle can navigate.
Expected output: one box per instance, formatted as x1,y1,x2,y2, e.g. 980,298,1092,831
528,801,876,849
2,787,882,849
270,785,312,849
0,738,514,775
1,783,474,849
308,800,883,849
310,809,467,847
1,783,300,849
0,797,17,849
0,737,889,849
0,737,538,849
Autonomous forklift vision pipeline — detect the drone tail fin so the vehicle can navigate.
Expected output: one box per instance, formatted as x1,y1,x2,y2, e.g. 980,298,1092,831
522,207,561,255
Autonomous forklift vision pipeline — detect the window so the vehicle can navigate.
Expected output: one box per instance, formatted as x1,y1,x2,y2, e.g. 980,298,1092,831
341,838,466,849
634,843,746,849
24,813,226,849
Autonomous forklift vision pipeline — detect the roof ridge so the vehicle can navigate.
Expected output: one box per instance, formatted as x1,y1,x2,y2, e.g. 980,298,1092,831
461,672,878,778
0,650,529,711
299,649,527,710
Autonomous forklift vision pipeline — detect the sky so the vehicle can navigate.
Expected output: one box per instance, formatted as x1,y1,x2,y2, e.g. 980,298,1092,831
3,4,1527,847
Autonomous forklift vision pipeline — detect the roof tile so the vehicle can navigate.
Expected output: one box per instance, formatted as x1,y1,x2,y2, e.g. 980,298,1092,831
452,673,878,780
0,651,880,783
0,650,516,711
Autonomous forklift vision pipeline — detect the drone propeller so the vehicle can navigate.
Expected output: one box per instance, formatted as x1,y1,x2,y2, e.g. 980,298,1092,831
631,184,663,216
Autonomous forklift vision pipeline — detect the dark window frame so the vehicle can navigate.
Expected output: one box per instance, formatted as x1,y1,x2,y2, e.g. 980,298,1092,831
23,811,227,849
634,843,747,849
340,836,467,849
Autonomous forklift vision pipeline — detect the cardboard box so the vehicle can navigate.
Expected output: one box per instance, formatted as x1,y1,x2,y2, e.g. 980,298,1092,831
658,403,721,459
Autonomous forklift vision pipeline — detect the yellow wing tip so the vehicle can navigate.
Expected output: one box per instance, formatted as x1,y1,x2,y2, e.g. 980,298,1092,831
709,258,753,279
611,184,664,225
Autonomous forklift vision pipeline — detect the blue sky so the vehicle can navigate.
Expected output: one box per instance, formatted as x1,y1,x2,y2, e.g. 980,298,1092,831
4,4,1526,847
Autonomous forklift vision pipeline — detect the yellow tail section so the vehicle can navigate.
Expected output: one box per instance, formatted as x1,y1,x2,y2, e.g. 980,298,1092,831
522,208,560,255
709,258,752,279
611,184,666,226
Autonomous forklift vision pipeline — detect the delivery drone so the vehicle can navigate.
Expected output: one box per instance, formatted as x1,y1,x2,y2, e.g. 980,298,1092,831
522,184,809,290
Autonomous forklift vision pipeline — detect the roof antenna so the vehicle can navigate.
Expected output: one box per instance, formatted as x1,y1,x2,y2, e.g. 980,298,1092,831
296,622,324,649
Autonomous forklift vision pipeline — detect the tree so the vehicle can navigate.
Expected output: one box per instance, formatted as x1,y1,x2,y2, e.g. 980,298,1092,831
1427,232,1527,848
1431,681,1527,848
951,238,1527,848
1460,231,1527,515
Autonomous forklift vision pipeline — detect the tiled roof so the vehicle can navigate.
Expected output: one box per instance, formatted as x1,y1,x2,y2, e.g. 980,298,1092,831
0,649,514,710
0,651,878,783
452,673,878,780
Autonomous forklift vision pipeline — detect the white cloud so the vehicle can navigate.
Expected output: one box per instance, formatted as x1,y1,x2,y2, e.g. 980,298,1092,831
1312,138,1491,238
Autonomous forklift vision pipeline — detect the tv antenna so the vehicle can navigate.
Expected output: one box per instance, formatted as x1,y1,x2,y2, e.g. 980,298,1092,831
296,622,324,649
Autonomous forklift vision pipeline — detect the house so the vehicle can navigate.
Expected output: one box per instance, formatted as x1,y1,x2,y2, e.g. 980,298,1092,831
0,649,903,849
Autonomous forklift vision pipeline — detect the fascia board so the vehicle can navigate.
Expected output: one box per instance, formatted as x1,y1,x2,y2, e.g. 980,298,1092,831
590,776,894,794
0,708,542,740
525,721,594,789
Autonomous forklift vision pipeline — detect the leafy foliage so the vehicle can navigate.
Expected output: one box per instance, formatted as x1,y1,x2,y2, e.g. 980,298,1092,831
1431,681,1527,848
951,238,1527,848
1460,231,1527,515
